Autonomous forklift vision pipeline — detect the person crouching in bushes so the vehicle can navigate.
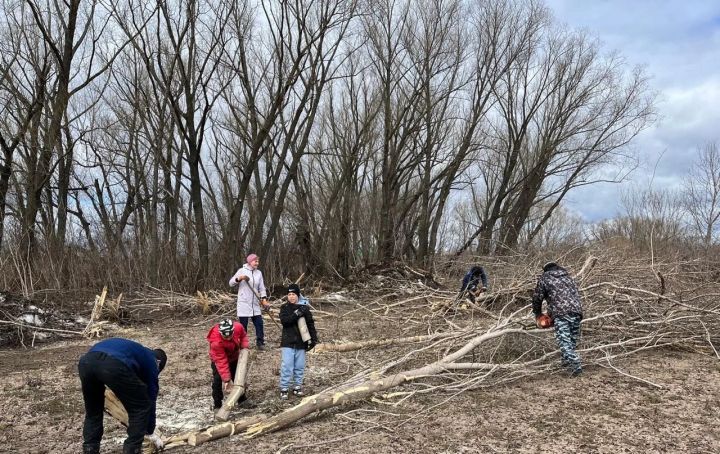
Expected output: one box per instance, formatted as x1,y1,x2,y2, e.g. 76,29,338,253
278,283,318,400
207,318,255,417
460,265,489,303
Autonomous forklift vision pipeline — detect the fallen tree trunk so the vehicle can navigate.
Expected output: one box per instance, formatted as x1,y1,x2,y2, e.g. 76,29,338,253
161,309,634,450
187,414,268,446
161,324,529,450
244,326,528,437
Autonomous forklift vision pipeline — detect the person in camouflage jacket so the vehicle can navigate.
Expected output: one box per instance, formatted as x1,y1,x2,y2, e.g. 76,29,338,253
532,262,583,375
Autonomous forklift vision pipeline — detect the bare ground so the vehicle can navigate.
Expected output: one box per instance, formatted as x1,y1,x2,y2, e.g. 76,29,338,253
1,297,719,454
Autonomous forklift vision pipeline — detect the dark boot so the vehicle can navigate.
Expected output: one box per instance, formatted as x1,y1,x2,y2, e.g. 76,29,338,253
237,393,257,409
122,444,142,454
82,443,100,454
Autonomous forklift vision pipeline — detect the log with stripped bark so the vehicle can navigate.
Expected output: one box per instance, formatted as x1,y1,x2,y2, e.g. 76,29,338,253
104,389,128,425
103,389,158,453
214,348,251,422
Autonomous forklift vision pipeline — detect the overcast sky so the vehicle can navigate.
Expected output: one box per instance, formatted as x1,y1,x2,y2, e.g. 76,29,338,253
544,0,720,221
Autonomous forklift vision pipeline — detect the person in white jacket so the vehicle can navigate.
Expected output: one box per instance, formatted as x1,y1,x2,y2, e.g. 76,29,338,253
229,253,269,350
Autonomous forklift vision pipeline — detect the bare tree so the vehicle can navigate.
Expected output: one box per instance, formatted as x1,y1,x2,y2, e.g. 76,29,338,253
214,0,358,272
0,0,663,290
111,0,235,287
683,141,720,246
0,0,46,249
459,22,655,255
20,0,123,258
590,185,686,250
414,0,541,265
520,201,584,250
291,54,379,276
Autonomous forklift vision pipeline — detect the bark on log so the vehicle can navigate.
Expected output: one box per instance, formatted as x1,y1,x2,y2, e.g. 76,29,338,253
298,316,311,342
104,389,157,454
104,388,128,426
215,348,251,422
187,414,268,446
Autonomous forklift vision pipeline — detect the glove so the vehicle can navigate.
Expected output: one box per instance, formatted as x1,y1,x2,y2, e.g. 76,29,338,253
147,433,164,450
222,380,234,393
305,339,316,351
293,306,307,317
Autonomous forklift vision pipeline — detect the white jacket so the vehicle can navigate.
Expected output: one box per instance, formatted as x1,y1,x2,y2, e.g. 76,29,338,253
229,264,267,317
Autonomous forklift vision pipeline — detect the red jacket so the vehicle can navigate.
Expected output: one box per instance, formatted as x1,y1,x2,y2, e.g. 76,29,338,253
207,321,249,382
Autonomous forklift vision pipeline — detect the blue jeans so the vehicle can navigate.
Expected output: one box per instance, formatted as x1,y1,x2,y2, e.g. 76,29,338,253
238,315,265,346
280,347,306,390
554,314,582,372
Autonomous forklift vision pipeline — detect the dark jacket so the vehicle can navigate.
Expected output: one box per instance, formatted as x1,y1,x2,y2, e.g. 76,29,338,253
279,302,318,349
461,266,488,291
532,265,583,319
89,338,160,433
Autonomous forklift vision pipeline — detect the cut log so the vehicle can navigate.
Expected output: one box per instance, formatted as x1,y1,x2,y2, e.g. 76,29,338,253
214,348,251,422
297,316,311,343
104,388,128,426
187,414,268,446
104,389,157,454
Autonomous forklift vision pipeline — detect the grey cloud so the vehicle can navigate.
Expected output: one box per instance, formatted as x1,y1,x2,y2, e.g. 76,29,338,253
544,0,720,221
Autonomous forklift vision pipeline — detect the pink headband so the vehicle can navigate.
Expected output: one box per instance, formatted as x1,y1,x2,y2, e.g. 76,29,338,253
246,253,259,264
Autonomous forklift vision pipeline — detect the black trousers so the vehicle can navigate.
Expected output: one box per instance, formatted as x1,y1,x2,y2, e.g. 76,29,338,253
462,284,479,303
78,351,151,454
238,315,265,345
211,361,246,408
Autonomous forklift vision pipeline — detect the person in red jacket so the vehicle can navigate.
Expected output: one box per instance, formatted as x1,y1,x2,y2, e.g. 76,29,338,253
207,318,253,414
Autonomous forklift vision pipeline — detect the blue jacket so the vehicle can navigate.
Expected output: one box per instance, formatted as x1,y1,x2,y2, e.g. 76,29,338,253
461,266,488,291
90,338,160,434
